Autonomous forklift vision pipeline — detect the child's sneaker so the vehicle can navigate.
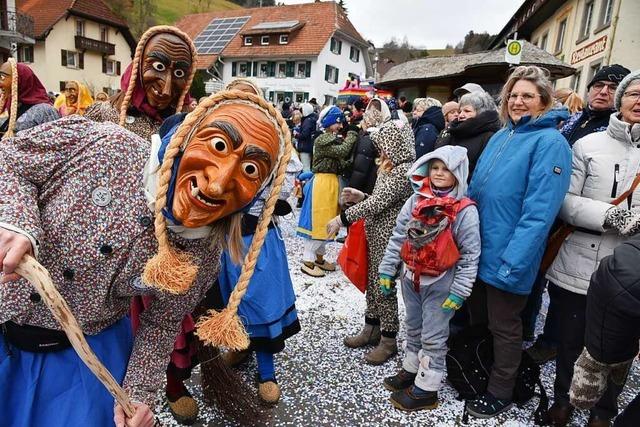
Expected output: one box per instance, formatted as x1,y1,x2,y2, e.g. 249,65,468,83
390,386,438,411
466,391,514,419
384,369,417,392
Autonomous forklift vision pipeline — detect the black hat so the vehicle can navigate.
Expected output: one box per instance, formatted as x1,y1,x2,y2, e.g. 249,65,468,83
588,64,631,88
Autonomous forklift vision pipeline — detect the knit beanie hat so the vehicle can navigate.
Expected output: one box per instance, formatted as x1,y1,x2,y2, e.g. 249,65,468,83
615,69,640,110
442,101,459,117
588,64,631,89
320,106,344,129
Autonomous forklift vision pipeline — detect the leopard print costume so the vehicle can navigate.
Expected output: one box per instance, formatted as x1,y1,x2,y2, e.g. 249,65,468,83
342,121,416,332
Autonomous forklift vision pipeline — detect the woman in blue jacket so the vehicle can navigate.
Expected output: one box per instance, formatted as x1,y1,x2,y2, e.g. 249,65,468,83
465,66,572,419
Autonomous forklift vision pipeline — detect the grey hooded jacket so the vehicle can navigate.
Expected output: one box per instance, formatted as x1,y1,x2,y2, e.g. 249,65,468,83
378,145,481,298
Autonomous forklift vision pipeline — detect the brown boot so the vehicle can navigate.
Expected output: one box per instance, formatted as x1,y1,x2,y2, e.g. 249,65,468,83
365,336,397,365
548,401,574,427
343,323,380,348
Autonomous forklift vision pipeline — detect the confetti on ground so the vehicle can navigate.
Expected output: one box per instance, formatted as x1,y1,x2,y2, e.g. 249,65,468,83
156,205,639,426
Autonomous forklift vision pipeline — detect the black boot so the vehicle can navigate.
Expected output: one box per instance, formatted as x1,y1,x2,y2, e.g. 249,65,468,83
390,386,438,411
384,369,417,392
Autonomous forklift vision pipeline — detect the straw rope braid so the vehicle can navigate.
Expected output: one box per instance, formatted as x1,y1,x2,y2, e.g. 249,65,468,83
196,91,292,350
118,25,197,127
1,58,18,140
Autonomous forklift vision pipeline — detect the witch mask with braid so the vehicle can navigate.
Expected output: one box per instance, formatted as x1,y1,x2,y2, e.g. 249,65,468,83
143,89,292,349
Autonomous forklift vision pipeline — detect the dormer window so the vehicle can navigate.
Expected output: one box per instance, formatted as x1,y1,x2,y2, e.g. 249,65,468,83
244,36,253,46
261,35,270,45
279,34,289,44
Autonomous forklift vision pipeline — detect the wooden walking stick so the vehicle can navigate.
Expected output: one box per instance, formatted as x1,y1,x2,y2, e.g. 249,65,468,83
14,255,136,418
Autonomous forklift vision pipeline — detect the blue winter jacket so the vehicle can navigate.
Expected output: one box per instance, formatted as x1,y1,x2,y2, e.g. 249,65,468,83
467,109,571,295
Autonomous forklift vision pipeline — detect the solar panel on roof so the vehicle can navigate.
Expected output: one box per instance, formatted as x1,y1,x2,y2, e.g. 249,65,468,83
194,16,250,55
251,20,299,30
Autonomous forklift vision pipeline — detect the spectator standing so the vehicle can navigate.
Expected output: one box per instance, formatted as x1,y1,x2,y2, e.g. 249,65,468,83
453,83,485,101
544,70,640,427
54,80,94,116
399,96,413,113
328,119,415,365
465,66,571,419
435,91,500,179
297,102,319,172
442,101,460,129
554,88,584,115
527,64,631,365
412,97,445,159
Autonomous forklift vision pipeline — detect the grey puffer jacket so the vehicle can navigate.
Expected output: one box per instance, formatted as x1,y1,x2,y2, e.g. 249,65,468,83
547,113,640,295
378,145,481,299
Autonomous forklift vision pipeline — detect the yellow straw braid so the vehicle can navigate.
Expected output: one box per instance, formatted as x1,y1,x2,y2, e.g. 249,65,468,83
118,25,197,127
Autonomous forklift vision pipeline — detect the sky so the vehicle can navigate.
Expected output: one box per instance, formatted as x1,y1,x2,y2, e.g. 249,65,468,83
279,0,525,49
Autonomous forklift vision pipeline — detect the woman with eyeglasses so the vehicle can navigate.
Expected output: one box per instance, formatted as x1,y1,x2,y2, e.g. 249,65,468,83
543,70,640,427
464,65,572,419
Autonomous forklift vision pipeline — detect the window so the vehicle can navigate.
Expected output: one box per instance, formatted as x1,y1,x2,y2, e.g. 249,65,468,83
105,59,120,76
580,0,595,39
325,65,339,84
349,46,360,62
572,69,582,92
555,18,567,53
539,32,548,51
330,37,342,54
296,61,311,78
279,34,288,44
258,62,269,78
588,61,602,85
100,26,109,43
76,20,85,37
61,50,80,69
244,36,253,46
261,35,269,45
294,92,309,103
324,95,336,106
277,62,286,78
238,62,249,77
599,0,614,27
17,45,34,63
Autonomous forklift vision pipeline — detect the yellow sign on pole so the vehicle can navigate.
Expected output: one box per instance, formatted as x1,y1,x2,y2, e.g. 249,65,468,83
505,39,523,64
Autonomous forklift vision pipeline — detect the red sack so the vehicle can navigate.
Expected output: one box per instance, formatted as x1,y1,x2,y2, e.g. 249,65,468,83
337,219,368,293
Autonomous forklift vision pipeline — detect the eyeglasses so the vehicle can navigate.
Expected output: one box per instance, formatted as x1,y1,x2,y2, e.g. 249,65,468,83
591,82,618,93
507,92,541,103
623,91,640,103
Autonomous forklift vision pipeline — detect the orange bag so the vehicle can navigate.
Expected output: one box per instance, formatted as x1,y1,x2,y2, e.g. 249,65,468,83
338,219,368,293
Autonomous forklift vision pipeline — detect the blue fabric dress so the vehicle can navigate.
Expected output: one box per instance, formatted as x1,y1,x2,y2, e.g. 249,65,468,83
0,317,133,427
218,227,300,353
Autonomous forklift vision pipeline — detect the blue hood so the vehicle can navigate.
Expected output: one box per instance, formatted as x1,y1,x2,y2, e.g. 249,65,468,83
507,108,569,133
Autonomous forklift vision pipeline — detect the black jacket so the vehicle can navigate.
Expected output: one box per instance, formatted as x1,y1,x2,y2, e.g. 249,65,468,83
435,110,502,179
412,106,445,160
347,131,378,194
561,106,615,146
297,113,318,153
585,234,640,364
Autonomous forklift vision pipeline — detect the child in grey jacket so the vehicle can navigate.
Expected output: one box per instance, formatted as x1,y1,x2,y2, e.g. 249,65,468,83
378,145,481,411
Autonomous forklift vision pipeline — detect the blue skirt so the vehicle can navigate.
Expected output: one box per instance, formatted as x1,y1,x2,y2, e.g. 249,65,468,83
219,227,300,353
0,317,133,427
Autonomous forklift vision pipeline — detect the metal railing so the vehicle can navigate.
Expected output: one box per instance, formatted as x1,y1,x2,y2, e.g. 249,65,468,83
0,10,34,38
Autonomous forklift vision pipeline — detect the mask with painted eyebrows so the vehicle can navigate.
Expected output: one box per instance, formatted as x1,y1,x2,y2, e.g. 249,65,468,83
173,103,280,227
141,33,193,110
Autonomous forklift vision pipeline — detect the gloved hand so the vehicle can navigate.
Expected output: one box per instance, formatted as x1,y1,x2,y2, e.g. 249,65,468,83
379,274,396,296
326,216,343,238
340,187,366,206
604,207,640,236
441,293,464,311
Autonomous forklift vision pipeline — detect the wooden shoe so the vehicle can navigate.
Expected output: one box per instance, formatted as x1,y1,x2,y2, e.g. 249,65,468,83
315,257,336,272
301,261,325,277
167,394,199,425
258,381,281,404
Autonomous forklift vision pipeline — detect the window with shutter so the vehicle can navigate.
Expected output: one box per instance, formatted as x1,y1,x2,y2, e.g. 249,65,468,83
61,50,67,66
78,52,84,70
305,61,311,78
232,62,237,76
60,81,66,92
334,67,339,84
286,61,294,78
102,57,107,73
116,61,121,75
268,62,276,77
325,65,330,81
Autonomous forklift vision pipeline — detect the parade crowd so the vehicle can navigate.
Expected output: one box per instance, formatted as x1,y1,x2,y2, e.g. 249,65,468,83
0,23,640,427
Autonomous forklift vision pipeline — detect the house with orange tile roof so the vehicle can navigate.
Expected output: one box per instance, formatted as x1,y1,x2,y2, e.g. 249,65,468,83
15,0,135,95
176,1,372,105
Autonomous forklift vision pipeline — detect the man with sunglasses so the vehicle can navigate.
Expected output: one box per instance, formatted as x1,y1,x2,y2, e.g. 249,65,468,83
561,64,631,146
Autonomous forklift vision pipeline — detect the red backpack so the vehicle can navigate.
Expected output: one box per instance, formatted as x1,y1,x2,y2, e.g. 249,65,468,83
400,193,475,291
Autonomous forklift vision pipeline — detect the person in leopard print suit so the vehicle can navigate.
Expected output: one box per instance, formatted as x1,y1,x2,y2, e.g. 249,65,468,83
328,119,416,365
